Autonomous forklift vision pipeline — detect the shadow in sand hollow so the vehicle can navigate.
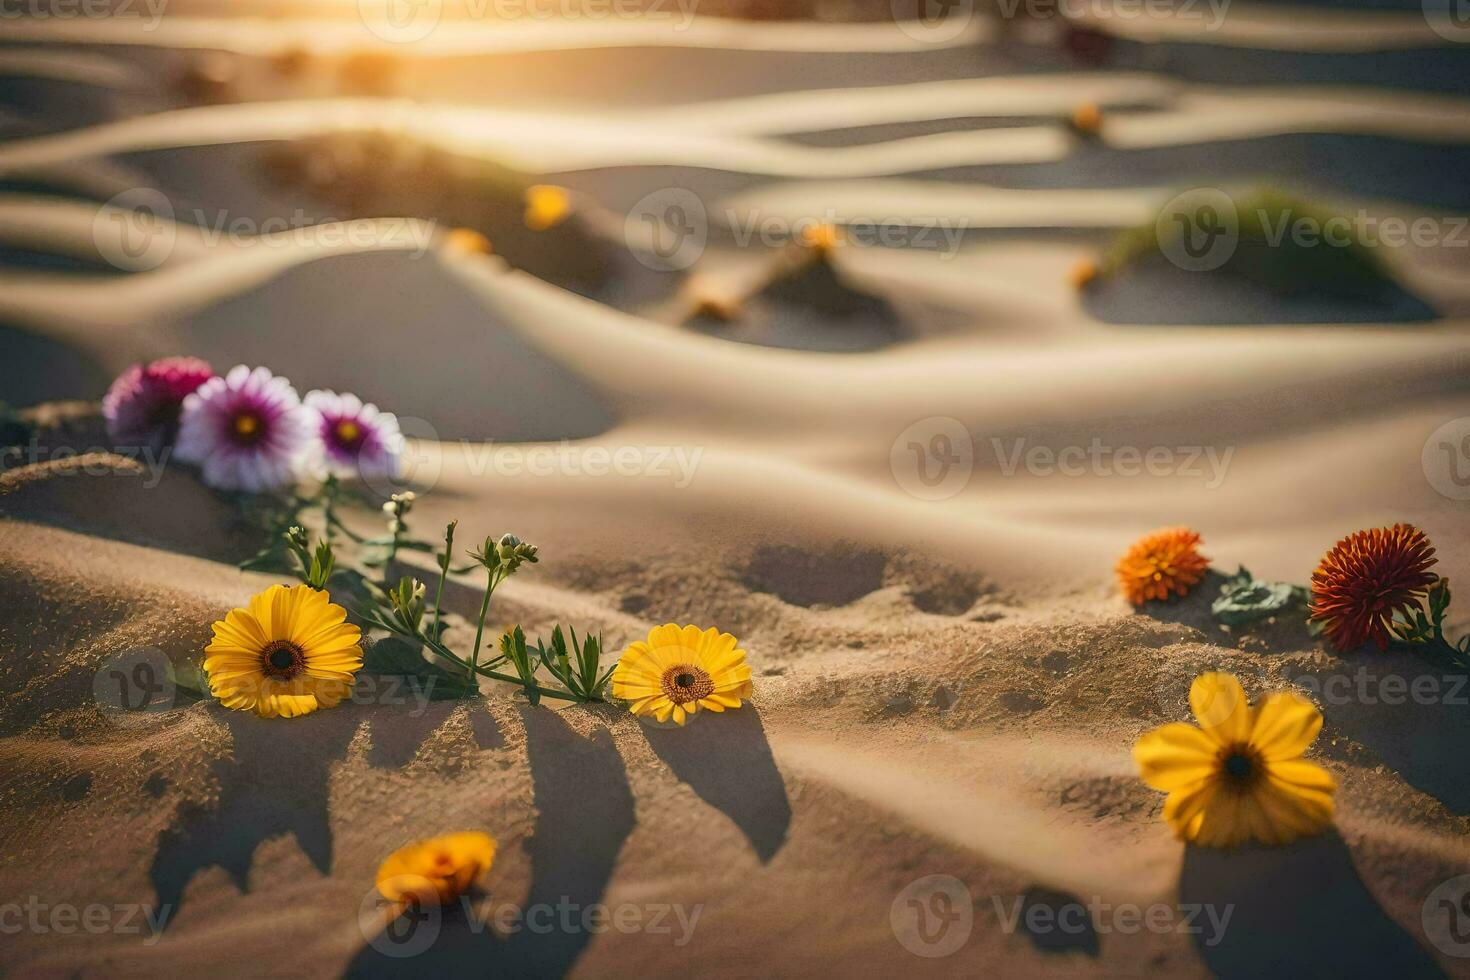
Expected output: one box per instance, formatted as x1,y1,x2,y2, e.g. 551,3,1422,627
1136,569,1317,656
151,701,476,926
1179,830,1444,979
150,706,357,922
1082,255,1437,326
643,706,790,863
171,250,615,444
348,707,635,979
968,134,1470,212
0,322,110,406
1291,650,1470,816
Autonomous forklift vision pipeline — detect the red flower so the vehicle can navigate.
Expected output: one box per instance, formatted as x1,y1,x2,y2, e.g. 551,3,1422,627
1310,524,1437,652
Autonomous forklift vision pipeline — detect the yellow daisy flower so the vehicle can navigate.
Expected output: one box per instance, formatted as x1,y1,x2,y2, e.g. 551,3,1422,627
611,624,753,726
1134,672,1336,847
203,584,363,719
377,831,496,907
524,184,571,231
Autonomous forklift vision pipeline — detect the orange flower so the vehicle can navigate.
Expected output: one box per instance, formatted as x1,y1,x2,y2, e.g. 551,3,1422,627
800,223,843,257
1071,102,1103,135
376,831,496,907
524,184,571,231
1116,527,1210,605
444,227,492,255
1068,258,1099,290
1310,523,1437,652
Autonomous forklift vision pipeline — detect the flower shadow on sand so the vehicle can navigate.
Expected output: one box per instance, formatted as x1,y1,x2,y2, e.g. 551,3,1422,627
641,706,791,863
150,700,490,926
1137,569,1318,655
347,707,635,979
1179,830,1443,978
1290,650,1470,816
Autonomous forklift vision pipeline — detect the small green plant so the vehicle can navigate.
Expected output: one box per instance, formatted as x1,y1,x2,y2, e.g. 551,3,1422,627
283,520,615,704
1392,577,1470,668
1104,186,1397,297
532,625,616,703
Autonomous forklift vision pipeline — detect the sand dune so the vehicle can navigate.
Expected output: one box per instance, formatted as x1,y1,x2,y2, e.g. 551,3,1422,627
1077,2,1458,51
4,7,1470,979
6,70,1470,179
0,14,991,56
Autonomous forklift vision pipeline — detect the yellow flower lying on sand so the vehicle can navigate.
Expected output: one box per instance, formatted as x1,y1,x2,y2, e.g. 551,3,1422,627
524,184,571,231
377,831,496,907
204,584,363,719
1134,672,1336,847
612,624,753,725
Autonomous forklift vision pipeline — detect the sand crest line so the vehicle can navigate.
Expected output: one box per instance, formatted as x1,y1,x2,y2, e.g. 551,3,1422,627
5,78,1470,177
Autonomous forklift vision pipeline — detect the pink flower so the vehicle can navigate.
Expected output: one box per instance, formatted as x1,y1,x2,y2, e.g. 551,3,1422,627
102,357,215,451
176,366,313,492
303,390,404,481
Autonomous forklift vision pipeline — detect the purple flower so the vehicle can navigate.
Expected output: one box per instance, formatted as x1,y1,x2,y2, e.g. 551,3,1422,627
102,357,215,451
176,366,313,492
303,390,404,481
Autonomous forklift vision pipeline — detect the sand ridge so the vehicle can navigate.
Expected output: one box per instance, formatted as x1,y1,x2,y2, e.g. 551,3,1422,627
2,5,1470,977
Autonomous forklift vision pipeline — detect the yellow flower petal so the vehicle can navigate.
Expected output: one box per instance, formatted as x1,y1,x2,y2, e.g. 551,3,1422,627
1249,692,1323,762
1190,672,1252,745
1266,758,1337,796
1133,722,1219,792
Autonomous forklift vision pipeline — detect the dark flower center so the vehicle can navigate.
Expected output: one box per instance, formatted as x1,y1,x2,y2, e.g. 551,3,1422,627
332,418,365,450
1221,749,1258,784
231,411,266,445
661,664,714,704
260,640,306,680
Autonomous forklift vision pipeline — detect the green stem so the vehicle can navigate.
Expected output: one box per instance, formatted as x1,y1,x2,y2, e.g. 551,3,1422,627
1427,634,1470,671
406,626,580,702
469,567,498,685
431,525,456,641
474,668,582,702
372,605,586,704
321,476,339,546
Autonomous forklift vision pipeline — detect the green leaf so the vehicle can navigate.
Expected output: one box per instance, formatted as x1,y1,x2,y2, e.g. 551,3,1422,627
168,658,212,702
1428,577,1451,627
1211,568,1309,627
360,636,470,701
